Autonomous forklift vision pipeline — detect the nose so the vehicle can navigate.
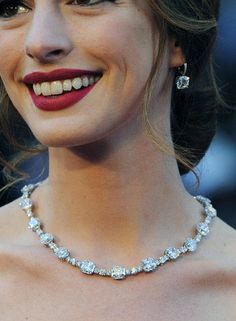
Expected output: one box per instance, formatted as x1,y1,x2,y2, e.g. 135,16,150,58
25,7,73,63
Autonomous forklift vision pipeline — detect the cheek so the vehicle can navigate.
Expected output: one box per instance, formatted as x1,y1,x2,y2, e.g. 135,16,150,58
0,32,30,129
0,30,24,77
0,30,25,106
75,11,155,83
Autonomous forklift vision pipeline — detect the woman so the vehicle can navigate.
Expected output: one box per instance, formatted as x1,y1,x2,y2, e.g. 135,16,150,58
0,0,235,320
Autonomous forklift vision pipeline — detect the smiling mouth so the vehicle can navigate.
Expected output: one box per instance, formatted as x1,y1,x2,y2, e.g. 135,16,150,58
27,74,102,111
28,74,102,98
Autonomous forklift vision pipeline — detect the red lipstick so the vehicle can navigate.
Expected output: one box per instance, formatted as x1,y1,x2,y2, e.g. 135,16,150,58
23,68,102,111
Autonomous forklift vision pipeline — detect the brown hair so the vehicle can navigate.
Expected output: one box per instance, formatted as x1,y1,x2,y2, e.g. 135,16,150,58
0,0,222,192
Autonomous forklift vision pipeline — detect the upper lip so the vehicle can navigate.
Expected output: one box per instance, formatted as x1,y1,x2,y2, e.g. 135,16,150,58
23,68,102,85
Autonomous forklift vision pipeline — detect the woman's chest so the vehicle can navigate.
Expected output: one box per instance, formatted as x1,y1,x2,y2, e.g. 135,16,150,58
1,266,234,321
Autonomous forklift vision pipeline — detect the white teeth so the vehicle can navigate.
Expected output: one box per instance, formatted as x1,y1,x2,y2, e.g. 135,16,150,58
72,77,82,90
33,83,42,96
41,82,51,96
32,74,101,97
51,81,63,95
63,79,72,91
89,76,95,85
82,76,89,87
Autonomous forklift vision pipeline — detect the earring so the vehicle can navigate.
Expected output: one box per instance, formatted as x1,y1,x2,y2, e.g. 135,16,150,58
176,63,190,90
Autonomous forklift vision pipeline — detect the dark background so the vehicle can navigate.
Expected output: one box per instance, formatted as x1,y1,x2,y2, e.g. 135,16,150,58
183,0,236,229
0,1,236,229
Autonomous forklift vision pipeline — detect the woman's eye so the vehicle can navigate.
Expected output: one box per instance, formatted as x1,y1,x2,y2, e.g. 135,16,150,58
0,0,30,18
70,0,116,7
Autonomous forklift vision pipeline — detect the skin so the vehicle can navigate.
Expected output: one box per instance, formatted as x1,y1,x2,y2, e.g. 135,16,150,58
0,1,235,320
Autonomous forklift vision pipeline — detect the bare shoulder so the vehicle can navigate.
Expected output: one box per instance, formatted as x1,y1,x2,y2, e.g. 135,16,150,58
212,216,236,256
192,217,236,308
0,197,33,269
206,216,236,268
160,217,236,320
0,197,27,242
0,198,23,260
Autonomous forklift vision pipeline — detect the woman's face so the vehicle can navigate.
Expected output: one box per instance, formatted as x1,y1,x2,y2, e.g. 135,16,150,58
0,0,170,147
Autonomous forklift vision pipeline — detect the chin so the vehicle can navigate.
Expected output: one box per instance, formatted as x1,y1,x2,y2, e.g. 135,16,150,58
29,120,119,148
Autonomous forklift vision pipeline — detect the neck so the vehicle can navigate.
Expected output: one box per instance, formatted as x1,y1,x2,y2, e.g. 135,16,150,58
30,107,202,267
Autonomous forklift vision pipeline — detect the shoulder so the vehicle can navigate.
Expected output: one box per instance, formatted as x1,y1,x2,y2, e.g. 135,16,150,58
205,217,236,269
0,197,27,242
0,197,34,269
212,217,236,257
166,217,236,319
193,217,236,305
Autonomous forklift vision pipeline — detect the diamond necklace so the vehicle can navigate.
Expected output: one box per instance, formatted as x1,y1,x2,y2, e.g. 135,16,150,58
19,181,217,280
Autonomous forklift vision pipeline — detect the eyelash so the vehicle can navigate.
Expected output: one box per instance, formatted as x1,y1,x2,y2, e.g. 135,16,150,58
0,0,117,19
70,0,117,7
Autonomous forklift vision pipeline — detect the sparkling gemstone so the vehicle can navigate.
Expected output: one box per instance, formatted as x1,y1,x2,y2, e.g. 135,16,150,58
141,257,157,272
205,206,217,218
49,242,58,251
80,260,96,275
56,247,70,260
36,229,43,236
98,268,107,276
40,233,54,245
111,266,126,280
131,267,139,275
70,258,78,266
21,185,29,193
179,246,188,253
125,269,132,275
26,209,33,217
195,195,211,205
197,222,209,236
28,217,41,231
159,255,168,264
77,261,82,267
21,184,35,194
19,198,32,210
184,238,197,252
205,217,212,224
164,247,180,260
136,265,143,272
195,234,202,242
176,75,190,90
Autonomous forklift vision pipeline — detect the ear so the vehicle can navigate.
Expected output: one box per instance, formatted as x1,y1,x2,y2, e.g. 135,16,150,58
169,36,185,68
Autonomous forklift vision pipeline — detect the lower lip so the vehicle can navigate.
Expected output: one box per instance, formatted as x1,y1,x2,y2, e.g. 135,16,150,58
28,83,97,111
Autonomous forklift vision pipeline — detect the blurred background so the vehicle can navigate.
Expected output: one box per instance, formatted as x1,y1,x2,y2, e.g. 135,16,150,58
182,0,236,229
0,1,236,229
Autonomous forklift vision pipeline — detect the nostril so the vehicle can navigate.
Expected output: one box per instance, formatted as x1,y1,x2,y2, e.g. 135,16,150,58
51,49,63,55
45,49,65,59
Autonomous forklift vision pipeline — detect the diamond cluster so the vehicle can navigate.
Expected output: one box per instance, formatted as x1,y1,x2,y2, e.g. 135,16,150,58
19,183,217,280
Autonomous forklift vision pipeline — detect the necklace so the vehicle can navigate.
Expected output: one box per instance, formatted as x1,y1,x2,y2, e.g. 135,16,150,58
19,181,217,280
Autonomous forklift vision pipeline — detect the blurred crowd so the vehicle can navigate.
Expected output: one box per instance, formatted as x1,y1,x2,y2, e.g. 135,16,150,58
1,1,236,229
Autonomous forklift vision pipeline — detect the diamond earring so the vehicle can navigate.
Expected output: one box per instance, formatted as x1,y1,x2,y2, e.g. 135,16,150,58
176,63,190,90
